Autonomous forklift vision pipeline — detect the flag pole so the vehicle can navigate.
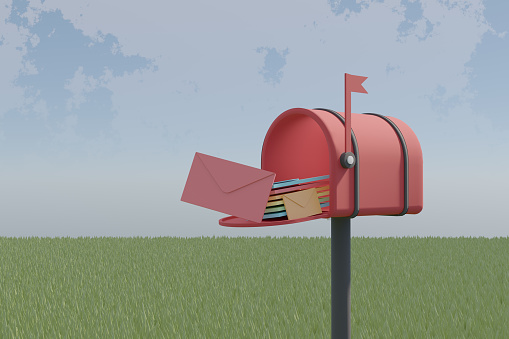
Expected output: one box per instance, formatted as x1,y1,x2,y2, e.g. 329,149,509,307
345,74,352,154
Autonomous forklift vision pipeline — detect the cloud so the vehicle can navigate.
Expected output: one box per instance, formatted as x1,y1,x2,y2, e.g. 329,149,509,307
397,0,434,42
328,0,364,16
0,2,33,117
256,47,290,85
64,66,100,111
0,3,154,161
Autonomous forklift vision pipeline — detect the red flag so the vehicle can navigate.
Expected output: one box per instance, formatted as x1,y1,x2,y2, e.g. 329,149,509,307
344,73,368,154
345,73,368,94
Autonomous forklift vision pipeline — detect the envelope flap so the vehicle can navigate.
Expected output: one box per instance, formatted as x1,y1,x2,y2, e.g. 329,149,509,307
283,188,316,207
197,152,275,193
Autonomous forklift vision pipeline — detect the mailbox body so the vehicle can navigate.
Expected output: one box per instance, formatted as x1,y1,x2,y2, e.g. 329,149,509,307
261,108,423,218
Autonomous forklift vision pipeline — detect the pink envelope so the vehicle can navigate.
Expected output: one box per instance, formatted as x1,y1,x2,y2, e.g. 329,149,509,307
181,152,276,222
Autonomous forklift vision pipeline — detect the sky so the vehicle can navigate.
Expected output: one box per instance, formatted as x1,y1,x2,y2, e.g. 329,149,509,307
0,0,507,238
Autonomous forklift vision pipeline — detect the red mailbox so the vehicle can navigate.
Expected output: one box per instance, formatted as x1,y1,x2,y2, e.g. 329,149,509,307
219,108,422,226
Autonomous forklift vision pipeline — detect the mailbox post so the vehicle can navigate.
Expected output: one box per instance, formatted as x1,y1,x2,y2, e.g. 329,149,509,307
331,217,351,338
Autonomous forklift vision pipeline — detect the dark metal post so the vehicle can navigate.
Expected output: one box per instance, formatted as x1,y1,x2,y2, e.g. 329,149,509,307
331,217,351,339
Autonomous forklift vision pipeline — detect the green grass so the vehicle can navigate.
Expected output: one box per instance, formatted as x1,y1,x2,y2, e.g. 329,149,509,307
0,236,507,338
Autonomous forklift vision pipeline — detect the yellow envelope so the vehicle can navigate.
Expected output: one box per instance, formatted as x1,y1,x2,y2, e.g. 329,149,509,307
282,188,322,220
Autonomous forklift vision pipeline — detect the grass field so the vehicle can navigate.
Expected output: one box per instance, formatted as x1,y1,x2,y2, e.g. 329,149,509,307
0,236,507,338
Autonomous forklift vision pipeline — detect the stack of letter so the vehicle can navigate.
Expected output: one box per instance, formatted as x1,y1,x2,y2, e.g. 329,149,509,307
263,175,330,220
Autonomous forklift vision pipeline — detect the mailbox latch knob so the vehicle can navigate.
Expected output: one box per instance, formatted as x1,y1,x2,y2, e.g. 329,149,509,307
340,152,356,169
